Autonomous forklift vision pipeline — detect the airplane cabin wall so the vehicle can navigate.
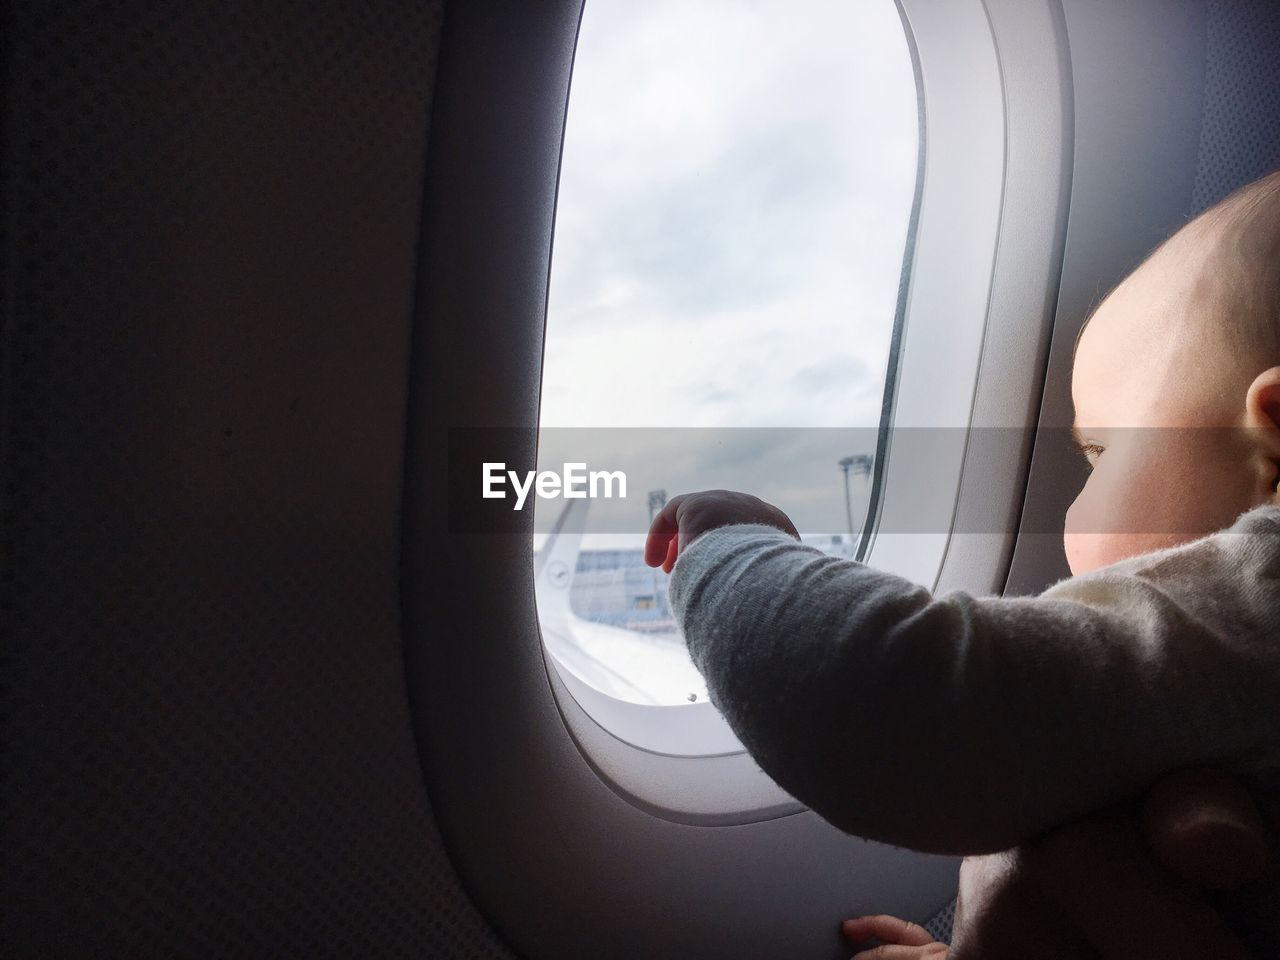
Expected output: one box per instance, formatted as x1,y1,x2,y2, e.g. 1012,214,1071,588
0,2,520,957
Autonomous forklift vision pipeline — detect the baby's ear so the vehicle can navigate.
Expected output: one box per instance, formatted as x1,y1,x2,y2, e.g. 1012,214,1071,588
1245,366,1280,492
1246,366,1280,426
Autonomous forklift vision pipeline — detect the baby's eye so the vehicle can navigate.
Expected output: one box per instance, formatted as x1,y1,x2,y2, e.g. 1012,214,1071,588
1076,440,1105,467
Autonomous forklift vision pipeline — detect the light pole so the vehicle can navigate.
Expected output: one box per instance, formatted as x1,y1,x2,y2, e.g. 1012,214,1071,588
838,455,873,544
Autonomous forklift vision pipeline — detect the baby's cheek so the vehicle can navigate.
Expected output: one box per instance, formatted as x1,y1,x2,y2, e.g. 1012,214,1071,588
1065,531,1109,576
1064,485,1106,574
1065,531,1153,574
1065,480,1188,572
1064,480,1142,574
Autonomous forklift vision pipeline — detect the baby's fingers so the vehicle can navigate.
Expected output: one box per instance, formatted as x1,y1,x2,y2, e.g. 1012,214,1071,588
843,916,937,947
643,495,684,568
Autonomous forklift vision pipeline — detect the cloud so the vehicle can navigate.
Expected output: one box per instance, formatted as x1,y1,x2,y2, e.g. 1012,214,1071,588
539,0,918,527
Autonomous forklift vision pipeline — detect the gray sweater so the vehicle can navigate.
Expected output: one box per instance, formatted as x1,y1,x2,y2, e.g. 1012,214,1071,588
668,504,1280,858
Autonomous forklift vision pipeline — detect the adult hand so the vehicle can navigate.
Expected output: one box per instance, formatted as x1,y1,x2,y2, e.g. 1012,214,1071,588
948,767,1267,959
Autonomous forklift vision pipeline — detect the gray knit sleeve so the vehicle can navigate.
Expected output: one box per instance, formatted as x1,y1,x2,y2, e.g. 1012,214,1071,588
667,511,1280,855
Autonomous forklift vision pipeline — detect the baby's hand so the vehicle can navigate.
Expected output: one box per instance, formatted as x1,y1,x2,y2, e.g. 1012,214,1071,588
841,915,948,959
642,489,800,573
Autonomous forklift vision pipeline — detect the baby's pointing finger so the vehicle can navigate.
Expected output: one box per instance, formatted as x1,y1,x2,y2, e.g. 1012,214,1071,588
642,522,672,567
643,496,683,567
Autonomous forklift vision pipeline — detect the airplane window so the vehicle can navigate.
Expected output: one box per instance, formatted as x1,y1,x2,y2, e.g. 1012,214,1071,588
535,0,919,706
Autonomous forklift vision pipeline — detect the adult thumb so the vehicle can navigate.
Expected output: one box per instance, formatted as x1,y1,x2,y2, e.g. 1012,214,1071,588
1142,767,1269,890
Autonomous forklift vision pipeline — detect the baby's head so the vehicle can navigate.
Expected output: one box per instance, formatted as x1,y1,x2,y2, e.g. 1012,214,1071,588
1065,169,1280,575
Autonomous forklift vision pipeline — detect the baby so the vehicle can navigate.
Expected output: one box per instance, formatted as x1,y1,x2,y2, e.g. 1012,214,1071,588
644,168,1280,956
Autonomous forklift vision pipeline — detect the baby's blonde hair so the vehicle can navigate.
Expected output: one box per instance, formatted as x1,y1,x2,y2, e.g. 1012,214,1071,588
1075,169,1280,374
1158,169,1280,367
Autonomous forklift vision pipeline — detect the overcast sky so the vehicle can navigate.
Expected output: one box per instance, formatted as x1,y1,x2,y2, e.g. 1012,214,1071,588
536,0,918,544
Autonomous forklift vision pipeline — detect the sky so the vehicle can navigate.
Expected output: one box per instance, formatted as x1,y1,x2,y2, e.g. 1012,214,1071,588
536,0,919,546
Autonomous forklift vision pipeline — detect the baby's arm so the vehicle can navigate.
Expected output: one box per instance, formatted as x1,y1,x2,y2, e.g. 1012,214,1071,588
659,493,1280,855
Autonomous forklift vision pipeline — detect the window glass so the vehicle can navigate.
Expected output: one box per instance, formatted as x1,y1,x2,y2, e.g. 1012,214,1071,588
535,0,919,705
